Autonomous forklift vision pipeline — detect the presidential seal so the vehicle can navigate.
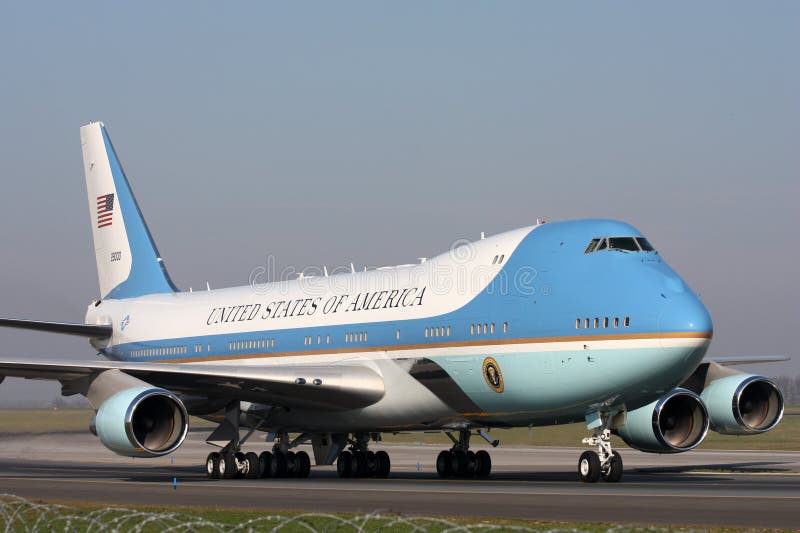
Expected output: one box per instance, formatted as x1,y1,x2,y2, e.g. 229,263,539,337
482,357,504,393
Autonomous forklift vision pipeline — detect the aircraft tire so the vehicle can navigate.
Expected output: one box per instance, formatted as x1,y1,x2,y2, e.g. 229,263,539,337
466,451,477,475
270,451,288,478
219,452,237,479
436,450,452,478
258,451,273,478
351,451,368,478
244,452,260,479
295,451,312,478
451,451,469,477
375,450,391,478
578,450,601,483
285,451,297,477
475,450,491,478
206,452,221,479
601,452,623,483
337,451,353,478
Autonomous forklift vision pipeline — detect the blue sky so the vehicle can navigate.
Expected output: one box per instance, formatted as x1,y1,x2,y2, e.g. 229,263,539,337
0,2,798,404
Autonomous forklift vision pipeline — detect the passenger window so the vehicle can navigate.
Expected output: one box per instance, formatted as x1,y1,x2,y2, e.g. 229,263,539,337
503,322,508,333
575,318,581,329
593,318,599,328
603,317,609,328
624,316,630,327
614,317,619,328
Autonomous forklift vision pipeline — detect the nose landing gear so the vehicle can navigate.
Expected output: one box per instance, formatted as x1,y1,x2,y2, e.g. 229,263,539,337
580,418,623,483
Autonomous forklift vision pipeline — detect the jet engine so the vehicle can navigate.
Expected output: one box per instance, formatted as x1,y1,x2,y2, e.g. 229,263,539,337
616,389,709,453
91,386,188,457
701,374,783,435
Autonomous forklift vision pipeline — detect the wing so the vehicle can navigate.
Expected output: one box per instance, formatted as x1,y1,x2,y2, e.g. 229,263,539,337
0,358,385,411
0,318,112,338
707,355,790,366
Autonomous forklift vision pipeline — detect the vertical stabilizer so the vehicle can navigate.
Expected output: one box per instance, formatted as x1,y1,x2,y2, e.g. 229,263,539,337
80,122,176,300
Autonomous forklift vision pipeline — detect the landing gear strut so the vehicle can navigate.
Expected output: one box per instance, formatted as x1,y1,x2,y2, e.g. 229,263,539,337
436,428,493,479
336,433,391,478
579,415,623,483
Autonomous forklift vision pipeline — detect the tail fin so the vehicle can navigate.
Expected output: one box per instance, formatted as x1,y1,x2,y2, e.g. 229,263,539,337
80,122,177,300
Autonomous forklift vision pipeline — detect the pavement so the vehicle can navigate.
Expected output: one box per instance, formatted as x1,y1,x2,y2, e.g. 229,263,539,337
0,430,798,529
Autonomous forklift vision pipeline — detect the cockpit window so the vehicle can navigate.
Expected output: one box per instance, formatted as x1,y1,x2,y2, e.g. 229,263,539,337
584,238,601,253
636,237,655,252
584,236,657,254
608,237,640,252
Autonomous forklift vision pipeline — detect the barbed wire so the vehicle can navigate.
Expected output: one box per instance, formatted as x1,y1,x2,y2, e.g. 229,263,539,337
0,495,715,533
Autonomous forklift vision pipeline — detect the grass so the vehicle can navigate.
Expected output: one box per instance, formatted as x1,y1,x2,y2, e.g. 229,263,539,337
0,496,795,533
1,407,797,451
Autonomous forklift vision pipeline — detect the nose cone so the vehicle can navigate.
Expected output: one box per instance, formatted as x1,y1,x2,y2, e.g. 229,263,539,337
658,293,713,336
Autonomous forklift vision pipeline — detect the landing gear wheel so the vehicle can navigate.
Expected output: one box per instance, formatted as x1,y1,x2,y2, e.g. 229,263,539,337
295,451,312,478
337,451,353,478
436,450,452,478
365,451,378,477
601,452,623,483
206,452,221,479
285,451,297,477
451,450,469,477
578,450,601,483
350,451,368,477
219,452,236,479
475,450,492,478
375,450,391,478
244,452,260,479
466,451,477,475
270,451,288,478
258,451,273,478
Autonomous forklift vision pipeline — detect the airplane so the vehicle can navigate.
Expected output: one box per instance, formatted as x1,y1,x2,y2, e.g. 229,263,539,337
0,122,786,483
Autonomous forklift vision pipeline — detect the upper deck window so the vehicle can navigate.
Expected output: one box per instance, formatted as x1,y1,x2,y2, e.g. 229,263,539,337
585,236,657,254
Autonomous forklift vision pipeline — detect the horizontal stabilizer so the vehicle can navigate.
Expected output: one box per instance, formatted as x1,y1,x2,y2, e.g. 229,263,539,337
708,356,789,366
0,318,112,338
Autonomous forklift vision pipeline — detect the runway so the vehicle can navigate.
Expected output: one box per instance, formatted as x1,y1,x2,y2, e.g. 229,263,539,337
1,431,798,529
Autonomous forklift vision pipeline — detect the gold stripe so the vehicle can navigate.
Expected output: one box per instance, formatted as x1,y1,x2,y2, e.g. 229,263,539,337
154,331,711,364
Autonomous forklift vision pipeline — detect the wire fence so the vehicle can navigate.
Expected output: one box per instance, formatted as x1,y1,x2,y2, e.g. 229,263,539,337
0,494,715,533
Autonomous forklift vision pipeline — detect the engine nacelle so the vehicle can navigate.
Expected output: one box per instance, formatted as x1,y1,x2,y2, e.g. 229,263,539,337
701,374,784,435
617,389,709,453
93,386,188,457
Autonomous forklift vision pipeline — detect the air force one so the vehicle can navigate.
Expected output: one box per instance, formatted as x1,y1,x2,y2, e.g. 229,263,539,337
0,123,786,483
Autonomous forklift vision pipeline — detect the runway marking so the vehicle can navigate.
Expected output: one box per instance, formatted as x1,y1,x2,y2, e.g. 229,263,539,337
2,477,798,500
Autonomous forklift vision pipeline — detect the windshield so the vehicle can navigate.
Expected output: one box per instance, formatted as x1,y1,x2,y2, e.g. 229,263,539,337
584,236,657,254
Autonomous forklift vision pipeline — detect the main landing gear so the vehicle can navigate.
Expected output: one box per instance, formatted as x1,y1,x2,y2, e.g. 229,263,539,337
204,401,311,480
205,433,312,480
436,429,493,479
336,433,391,478
579,424,623,483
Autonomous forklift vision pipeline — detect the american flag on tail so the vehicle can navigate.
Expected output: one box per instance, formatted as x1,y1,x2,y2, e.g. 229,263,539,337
97,193,115,228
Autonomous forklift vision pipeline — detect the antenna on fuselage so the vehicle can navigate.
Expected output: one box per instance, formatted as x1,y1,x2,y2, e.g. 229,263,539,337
206,282,211,291
323,266,329,277
480,231,485,240
350,263,356,273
